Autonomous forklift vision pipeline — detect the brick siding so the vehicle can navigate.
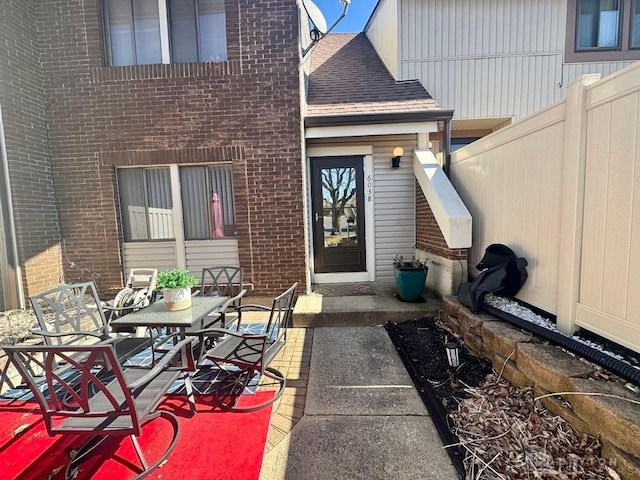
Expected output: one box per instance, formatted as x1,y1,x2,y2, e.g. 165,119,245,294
33,0,305,296
0,0,64,303
415,181,467,260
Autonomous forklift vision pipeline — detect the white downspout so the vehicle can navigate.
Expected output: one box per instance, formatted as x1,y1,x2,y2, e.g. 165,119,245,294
0,104,25,309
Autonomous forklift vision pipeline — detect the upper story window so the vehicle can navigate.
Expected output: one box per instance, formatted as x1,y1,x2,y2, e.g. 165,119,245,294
632,0,640,47
566,0,640,61
103,0,227,66
576,0,620,50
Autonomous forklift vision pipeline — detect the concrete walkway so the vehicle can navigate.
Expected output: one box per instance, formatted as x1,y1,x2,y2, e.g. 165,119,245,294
260,326,458,480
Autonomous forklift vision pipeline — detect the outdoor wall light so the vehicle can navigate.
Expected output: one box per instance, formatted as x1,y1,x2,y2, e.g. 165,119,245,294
391,146,403,168
444,337,460,368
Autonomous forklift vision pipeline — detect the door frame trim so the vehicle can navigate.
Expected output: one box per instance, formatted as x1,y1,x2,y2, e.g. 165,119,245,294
306,145,375,284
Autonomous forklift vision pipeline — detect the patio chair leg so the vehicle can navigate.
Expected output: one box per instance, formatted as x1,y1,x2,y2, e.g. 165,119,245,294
129,411,181,480
213,367,286,413
64,412,181,480
183,371,196,415
65,435,110,480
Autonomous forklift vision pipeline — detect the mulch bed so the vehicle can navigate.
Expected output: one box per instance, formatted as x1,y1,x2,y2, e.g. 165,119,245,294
386,316,621,480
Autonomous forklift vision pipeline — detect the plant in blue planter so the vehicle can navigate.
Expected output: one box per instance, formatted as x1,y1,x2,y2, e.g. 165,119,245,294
393,255,428,302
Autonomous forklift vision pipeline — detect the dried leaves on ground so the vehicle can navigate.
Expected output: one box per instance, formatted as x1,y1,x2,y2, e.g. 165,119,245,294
0,310,37,345
448,374,620,480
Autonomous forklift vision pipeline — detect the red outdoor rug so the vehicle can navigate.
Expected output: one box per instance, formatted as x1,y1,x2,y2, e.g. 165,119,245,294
0,392,274,480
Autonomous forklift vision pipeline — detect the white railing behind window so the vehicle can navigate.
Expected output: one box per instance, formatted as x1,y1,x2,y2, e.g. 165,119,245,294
148,207,174,239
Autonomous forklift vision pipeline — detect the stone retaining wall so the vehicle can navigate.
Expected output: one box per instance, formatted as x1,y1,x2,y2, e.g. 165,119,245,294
443,296,640,480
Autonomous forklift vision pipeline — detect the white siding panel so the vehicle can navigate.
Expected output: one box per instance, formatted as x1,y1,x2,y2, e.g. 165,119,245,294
366,0,398,78
373,137,418,282
184,239,239,280
411,54,564,119
123,242,177,274
122,240,239,287
383,0,638,123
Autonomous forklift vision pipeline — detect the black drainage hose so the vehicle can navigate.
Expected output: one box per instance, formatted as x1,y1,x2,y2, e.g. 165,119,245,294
482,303,640,387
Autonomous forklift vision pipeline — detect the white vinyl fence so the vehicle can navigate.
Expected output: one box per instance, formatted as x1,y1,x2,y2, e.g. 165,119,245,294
451,63,640,354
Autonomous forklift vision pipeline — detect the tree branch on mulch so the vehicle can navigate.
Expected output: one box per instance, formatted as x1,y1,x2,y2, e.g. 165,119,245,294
447,374,621,480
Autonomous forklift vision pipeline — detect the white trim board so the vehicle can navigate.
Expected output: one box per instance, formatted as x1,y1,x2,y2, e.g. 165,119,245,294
306,122,438,139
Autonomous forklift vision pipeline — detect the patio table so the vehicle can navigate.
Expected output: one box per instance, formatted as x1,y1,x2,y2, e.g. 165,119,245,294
109,296,228,340
110,296,228,414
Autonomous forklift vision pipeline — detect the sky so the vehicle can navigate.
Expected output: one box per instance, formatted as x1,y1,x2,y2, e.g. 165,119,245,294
312,0,379,33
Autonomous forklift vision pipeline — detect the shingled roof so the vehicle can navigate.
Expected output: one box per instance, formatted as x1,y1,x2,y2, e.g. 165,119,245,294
306,33,441,120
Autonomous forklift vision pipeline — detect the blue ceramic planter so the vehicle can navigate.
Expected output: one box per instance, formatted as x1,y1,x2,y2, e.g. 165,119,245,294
394,266,428,301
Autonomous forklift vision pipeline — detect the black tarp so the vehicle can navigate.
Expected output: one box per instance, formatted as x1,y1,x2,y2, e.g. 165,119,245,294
457,244,528,313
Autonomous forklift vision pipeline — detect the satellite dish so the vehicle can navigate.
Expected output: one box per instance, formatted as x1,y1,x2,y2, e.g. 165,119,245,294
301,0,350,56
302,0,328,35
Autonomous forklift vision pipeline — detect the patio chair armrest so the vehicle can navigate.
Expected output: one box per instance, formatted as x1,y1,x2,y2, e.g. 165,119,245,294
30,328,105,340
219,289,248,312
197,327,267,341
232,303,272,313
127,337,195,390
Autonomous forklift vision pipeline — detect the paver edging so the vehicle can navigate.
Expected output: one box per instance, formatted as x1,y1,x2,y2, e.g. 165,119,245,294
441,297,640,480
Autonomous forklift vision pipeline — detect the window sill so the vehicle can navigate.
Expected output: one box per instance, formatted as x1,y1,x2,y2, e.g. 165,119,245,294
90,60,241,83
565,48,640,63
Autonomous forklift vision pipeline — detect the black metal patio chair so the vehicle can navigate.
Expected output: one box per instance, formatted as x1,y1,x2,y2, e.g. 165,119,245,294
196,266,247,331
3,338,194,480
29,282,151,363
196,282,297,412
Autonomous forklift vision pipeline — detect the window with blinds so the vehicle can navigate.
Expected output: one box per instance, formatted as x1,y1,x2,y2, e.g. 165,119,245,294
116,164,235,242
103,0,227,66
117,167,174,241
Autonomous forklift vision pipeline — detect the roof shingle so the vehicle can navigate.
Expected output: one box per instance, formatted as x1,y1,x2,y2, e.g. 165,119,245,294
306,33,440,118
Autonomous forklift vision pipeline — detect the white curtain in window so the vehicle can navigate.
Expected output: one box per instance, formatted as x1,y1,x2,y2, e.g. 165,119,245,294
169,0,199,63
107,0,135,66
180,166,211,240
199,0,227,61
180,165,234,240
105,0,161,65
632,1,640,46
209,165,234,225
598,10,619,47
145,168,174,239
118,169,147,241
132,0,162,64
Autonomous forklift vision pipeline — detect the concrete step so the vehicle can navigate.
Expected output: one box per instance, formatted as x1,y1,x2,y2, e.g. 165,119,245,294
292,283,442,327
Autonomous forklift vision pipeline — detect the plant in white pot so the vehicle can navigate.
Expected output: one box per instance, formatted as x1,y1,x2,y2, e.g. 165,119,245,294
156,269,198,311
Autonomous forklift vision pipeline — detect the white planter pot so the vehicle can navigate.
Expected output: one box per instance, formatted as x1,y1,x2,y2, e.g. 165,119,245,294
163,287,192,311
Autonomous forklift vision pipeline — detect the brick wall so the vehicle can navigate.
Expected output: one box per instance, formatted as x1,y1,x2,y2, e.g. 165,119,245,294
34,0,305,296
415,182,467,260
0,0,63,303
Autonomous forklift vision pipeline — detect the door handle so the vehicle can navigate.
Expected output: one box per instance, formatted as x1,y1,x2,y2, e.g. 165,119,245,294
315,212,320,222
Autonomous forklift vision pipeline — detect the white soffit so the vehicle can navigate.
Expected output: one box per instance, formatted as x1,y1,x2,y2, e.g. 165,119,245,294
305,122,438,139
451,117,512,132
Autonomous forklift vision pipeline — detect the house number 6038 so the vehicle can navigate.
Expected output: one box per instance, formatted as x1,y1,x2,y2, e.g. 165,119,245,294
367,175,372,202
